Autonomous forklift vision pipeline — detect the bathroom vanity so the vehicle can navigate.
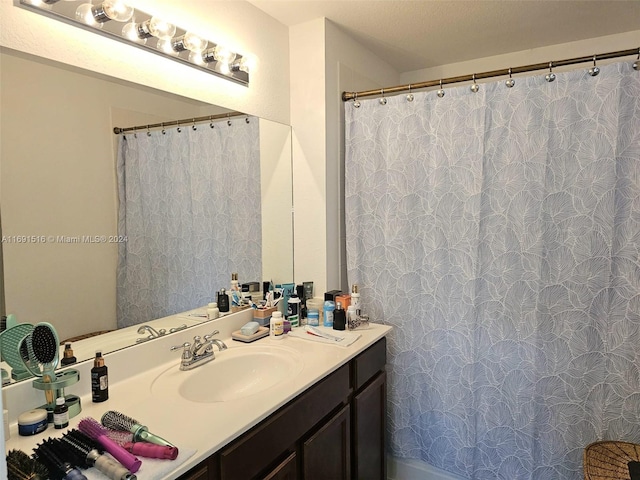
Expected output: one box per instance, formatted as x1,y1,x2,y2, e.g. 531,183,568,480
3,308,391,480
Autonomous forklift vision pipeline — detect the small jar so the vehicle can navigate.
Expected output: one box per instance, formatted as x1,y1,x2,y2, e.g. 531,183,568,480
307,308,320,326
270,311,285,339
53,397,68,429
207,302,220,320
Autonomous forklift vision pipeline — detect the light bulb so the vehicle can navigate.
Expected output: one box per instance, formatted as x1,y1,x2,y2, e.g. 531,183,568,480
218,62,231,75
101,0,134,22
233,55,255,73
213,45,236,64
148,17,176,39
183,32,207,53
75,4,103,28
157,38,178,56
188,51,206,66
122,22,147,44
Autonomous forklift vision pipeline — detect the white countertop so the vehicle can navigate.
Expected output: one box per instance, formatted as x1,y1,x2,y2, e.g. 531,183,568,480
4,309,391,479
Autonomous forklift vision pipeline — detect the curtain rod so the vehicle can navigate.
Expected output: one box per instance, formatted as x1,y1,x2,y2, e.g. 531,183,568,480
113,111,247,134
342,47,640,101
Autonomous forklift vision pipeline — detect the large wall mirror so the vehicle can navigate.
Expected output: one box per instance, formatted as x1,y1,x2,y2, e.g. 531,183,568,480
0,47,294,382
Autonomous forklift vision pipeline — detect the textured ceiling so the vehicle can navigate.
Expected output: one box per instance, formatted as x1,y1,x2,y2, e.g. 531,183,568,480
248,0,640,72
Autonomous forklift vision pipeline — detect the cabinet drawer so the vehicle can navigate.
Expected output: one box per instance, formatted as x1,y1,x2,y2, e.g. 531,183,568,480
220,363,350,480
352,337,386,391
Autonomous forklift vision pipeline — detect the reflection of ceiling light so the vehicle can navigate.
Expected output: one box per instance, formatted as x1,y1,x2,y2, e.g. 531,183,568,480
17,0,251,86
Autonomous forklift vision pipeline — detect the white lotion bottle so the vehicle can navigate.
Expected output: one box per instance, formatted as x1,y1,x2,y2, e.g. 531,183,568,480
270,311,284,339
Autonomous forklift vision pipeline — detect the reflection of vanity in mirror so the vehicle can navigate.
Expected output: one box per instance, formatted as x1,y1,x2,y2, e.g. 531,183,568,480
0,47,294,382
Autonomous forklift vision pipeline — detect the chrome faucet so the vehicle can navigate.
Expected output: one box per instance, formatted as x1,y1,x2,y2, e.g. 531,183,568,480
136,324,166,343
170,330,228,371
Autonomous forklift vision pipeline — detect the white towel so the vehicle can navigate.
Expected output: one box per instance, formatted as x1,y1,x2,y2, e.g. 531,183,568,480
288,325,362,347
83,447,197,480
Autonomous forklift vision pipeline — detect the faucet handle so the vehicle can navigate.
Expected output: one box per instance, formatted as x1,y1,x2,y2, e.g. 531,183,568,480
207,330,220,337
170,342,191,352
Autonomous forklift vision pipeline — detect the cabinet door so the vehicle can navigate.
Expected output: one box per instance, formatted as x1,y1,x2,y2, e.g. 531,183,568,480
302,405,351,480
353,371,386,480
262,452,298,480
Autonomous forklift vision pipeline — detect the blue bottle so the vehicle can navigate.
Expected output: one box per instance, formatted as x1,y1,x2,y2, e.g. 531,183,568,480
323,301,335,327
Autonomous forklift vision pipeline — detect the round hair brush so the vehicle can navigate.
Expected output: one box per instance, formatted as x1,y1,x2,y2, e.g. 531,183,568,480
78,417,141,473
33,438,88,480
101,410,176,447
105,429,179,459
61,429,137,480
6,449,49,480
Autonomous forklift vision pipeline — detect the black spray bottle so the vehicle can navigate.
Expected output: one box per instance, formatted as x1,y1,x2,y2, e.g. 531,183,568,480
91,351,109,402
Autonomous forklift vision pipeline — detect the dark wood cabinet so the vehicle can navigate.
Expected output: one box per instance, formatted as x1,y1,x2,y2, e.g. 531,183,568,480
178,337,386,480
303,405,351,480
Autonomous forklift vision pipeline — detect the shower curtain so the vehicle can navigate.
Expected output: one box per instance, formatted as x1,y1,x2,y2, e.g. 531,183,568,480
116,117,261,328
345,62,640,479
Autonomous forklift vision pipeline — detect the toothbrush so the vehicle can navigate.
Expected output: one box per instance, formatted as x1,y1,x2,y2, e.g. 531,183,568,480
304,326,345,342
78,418,142,473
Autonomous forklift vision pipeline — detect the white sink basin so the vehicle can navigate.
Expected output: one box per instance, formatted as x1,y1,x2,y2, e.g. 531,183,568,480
151,345,304,403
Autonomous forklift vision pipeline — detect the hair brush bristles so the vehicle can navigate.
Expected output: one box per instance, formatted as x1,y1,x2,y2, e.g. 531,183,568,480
6,449,49,480
78,417,142,473
31,324,58,364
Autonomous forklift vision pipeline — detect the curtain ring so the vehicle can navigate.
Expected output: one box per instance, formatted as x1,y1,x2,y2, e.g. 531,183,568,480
470,73,480,92
227,113,232,126
406,84,414,102
545,61,556,82
379,88,387,105
161,122,166,135
245,117,250,123
146,125,151,137
634,48,639,70
588,54,600,76
353,92,361,108
177,121,182,133
192,118,197,131
209,115,215,128
133,126,137,138
437,79,445,98
505,67,515,88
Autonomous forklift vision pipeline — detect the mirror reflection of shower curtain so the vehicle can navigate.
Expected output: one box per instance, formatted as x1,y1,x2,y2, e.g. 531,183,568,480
116,118,261,328
345,62,640,479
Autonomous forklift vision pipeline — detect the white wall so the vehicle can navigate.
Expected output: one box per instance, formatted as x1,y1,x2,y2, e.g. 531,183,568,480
290,18,399,296
0,0,290,124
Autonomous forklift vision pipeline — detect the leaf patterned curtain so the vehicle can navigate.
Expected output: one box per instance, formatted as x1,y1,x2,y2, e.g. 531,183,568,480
116,117,261,327
345,62,640,479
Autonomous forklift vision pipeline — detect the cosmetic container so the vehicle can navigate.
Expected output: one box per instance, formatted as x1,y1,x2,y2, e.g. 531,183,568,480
351,284,361,312
18,409,48,436
218,288,230,313
91,351,109,403
333,302,346,331
323,301,335,328
61,343,77,366
307,309,320,326
270,311,285,339
287,294,301,328
207,302,220,320
53,396,69,429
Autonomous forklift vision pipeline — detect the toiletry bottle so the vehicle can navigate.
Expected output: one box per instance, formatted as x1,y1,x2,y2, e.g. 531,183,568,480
347,305,357,330
91,351,109,403
333,302,346,331
270,311,284,339
218,288,230,313
307,309,320,327
296,284,307,324
53,397,68,429
207,302,220,320
230,273,242,306
287,294,301,328
351,284,361,313
60,343,77,366
323,300,335,328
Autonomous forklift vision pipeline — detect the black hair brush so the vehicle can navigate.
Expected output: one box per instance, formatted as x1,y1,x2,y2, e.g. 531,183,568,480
61,429,137,480
6,449,48,480
33,438,87,480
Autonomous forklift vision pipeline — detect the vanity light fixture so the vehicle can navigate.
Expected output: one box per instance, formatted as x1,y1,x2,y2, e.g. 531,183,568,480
17,0,251,86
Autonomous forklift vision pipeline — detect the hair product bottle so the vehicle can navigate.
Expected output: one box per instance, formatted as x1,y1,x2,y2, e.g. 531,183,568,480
60,343,77,366
218,288,230,313
53,397,69,429
91,351,109,403
333,302,346,331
